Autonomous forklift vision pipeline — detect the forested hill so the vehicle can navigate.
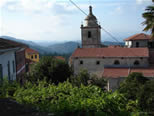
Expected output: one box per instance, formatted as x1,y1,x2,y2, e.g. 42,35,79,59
0,36,124,55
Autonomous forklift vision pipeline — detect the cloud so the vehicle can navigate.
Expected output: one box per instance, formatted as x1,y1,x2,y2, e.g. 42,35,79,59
136,0,152,4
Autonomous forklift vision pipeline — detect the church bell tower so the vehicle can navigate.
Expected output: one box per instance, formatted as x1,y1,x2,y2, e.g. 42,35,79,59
81,6,101,48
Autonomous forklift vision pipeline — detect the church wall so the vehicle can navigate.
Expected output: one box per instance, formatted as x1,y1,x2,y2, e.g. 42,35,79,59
72,57,149,75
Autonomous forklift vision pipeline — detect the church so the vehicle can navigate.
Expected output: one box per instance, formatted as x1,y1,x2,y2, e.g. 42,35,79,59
70,6,154,91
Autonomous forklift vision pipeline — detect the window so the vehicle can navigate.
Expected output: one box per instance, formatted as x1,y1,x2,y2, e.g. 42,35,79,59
134,60,140,65
0,64,3,79
88,31,92,38
31,55,33,59
96,61,100,65
12,61,15,73
136,42,139,47
80,60,83,65
35,55,37,59
8,61,10,80
114,60,120,65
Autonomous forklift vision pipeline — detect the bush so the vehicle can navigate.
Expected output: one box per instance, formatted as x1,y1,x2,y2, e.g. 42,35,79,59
0,78,19,98
118,72,149,100
27,56,72,84
137,80,154,112
13,80,131,116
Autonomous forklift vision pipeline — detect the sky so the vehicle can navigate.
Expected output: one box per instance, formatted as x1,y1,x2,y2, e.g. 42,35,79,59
0,0,153,43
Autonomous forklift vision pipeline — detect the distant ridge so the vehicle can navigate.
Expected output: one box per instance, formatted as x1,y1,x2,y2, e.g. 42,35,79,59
0,36,124,55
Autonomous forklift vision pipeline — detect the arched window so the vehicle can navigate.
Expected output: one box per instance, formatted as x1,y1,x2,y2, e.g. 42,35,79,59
136,42,139,47
114,60,120,65
88,31,92,38
96,61,100,65
80,60,83,65
134,60,140,65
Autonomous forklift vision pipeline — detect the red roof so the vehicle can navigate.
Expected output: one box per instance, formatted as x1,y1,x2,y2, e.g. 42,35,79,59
102,67,154,78
55,56,65,61
25,48,38,54
124,33,151,41
71,48,149,58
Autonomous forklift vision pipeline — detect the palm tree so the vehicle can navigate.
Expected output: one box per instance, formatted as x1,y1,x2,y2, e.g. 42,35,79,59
142,1,154,39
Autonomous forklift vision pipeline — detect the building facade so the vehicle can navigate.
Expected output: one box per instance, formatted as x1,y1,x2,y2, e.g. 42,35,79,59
25,48,39,62
0,38,27,81
81,6,102,48
70,6,154,91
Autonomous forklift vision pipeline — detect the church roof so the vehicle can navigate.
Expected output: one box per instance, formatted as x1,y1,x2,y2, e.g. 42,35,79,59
71,48,149,58
124,33,151,41
102,67,154,78
85,6,97,20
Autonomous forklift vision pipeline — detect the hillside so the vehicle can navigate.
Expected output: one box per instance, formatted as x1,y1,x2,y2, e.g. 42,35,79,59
0,36,124,55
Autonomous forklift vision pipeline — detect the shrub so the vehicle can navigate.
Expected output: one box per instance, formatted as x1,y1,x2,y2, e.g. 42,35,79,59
27,56,72,84
13,80,132,115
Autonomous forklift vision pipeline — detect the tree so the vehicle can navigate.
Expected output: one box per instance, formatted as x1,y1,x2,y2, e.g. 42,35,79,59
137,80,154,112
118,72,149,100
70,69,90,87
28,56,72,84
142,1,154,39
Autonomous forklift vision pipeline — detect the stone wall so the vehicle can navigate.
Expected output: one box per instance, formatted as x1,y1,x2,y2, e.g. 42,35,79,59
72,57,149,74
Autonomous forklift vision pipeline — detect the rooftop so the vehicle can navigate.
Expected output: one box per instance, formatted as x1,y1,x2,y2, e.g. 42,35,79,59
102,67,154,78
71,48,149,58
0,38,27,50
124,33,151,41
25,48,38,54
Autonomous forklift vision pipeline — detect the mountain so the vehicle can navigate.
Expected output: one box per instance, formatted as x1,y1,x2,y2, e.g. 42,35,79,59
47,41,80,54
103,41,125,46
0,36,80,54
0,36,48,54
0,36,125,55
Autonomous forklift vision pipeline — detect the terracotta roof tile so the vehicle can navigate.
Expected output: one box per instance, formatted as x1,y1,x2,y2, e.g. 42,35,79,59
55,56,65,61
25,48,38,54
71,48,149,58
124,33,151,41
102,67,154,78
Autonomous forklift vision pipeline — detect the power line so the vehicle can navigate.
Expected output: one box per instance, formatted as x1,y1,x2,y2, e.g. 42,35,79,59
69,0,88,16
69,0,143,68
101,27,120,43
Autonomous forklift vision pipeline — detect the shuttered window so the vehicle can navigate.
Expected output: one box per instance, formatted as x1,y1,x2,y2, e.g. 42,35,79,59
0,64,3,79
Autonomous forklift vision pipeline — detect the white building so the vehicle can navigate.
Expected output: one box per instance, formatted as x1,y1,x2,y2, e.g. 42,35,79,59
0,48,18,80
124,33,151,48
0,38,27,81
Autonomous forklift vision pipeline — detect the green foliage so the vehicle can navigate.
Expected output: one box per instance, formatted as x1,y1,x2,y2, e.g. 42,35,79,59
90,75,107,90
137,80,154,112
118,72,149,100
70,69,90,87
27,56,72,84
70,69,107,90
142,2,154,39
13,80,132,115
0,78,19,98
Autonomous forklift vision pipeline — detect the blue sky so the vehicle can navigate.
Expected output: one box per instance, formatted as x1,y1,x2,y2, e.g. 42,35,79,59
0,0,153,42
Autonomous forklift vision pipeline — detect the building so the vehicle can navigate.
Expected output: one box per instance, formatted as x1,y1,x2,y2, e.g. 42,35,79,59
55,56,65,61
70,6,154,90
25,48,39,62
124,33,151,48
0,38,27,81
81,6,102,48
